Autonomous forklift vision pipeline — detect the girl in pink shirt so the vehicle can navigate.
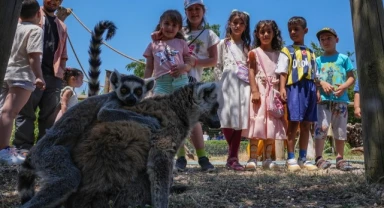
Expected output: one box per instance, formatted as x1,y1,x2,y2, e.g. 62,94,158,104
143,10,193,95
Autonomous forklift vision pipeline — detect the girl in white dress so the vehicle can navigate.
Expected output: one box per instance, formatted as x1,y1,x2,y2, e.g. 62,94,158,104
215,10,251,171
55,68,83,122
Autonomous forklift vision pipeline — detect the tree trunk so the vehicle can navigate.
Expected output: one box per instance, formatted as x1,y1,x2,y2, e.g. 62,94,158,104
350,0,384,183
0,0,23,87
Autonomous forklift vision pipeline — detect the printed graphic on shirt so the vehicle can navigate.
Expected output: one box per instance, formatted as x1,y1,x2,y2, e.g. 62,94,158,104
319,62,343,88
155,45,179,65
187,36,204,56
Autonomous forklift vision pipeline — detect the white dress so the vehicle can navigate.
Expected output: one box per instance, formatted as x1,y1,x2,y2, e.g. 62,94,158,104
215,39,250,130
60,86,78,109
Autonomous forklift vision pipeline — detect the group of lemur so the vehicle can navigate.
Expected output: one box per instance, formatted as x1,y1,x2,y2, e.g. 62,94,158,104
17,21,221,208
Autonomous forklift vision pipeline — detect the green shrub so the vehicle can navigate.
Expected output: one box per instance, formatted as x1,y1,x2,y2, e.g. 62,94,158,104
185,140,248,156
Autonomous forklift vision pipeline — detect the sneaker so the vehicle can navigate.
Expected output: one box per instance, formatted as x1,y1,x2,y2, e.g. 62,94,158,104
245,158,257,171
286,159,301,172
262,159,279,170
198,156,215,172
315,158,332,170
175,156,187,172
226,157,244,171
298,158,318,171
0,147,25,165
336,159,353,171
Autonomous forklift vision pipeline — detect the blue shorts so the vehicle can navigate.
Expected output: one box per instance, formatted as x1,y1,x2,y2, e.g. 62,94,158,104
286,79,317,122
154,74,188,95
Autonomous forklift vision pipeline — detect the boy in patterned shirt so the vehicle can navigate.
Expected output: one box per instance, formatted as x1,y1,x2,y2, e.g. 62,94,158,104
279,16,318,172
314,27,355,171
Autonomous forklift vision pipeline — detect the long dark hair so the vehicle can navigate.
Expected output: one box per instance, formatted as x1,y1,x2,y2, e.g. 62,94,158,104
224,10,251,52
154,10,185,40
252,20,283,51
63,67,83,86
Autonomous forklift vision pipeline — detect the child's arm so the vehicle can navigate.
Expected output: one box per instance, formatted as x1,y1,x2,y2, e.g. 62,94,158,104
248,51,260,103
170,41,193,77
354,91,361,118
334,71,355,97
279,73,287,102
28,52,45,90
144,56,155,79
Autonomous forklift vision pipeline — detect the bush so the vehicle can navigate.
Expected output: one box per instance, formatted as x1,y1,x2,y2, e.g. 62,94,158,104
185,140,248,156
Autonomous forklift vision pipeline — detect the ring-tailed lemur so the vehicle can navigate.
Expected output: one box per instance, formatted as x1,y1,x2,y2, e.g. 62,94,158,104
17,20,160,208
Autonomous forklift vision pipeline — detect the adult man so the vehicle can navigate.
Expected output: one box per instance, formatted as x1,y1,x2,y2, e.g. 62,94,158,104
14,0,68,153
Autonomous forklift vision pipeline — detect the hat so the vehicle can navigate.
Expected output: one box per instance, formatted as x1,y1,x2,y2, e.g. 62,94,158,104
316,27,337,40
184,0,204,9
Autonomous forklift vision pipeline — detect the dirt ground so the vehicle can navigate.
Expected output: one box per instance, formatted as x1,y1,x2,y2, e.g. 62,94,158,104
1,162,383,208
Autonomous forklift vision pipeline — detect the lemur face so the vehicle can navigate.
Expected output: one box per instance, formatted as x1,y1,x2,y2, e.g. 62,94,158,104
194,82,221,129
110,71,155,106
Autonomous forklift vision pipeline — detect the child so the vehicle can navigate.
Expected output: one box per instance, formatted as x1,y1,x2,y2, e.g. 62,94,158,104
0,0,45,165
55,68,83,122
214,10,251,171
144,10,192,94
280,16,318,172
242,20,287,171
314,27,355,171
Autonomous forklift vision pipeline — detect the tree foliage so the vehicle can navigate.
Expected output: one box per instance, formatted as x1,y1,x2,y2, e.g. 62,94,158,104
126,59,146,78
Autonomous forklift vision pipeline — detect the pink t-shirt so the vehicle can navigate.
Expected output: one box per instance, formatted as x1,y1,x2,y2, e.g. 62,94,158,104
143,39,189,78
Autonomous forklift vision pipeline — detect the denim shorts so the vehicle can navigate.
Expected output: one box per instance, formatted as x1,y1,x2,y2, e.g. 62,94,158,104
286,79,317,122
2,80,35,91
154,74,188,95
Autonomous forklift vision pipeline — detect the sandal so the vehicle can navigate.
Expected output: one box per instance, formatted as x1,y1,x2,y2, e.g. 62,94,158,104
315,158,332,170
226,157,244,171
336,159,353,171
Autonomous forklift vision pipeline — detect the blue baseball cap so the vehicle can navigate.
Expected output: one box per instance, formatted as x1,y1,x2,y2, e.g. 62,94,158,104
184,0,204,9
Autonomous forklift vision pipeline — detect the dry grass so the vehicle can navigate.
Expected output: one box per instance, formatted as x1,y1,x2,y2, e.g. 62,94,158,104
1,155,383,208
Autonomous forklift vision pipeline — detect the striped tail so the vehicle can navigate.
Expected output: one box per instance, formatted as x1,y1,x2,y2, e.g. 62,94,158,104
88,20,117,97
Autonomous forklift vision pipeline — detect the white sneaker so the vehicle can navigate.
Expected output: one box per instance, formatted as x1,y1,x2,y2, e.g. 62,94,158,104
244,158,257,171
262,159,279,170
286,158,301,172
298,158,318,171
0,147,25,165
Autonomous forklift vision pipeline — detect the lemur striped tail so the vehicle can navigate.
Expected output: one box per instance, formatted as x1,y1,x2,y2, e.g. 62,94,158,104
88,20,117,97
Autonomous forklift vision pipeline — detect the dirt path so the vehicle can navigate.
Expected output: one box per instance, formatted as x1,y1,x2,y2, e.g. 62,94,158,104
1,163,383,208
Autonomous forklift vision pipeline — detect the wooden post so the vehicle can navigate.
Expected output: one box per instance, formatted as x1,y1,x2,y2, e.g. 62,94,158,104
104,70,112,93
350,0,384,183
0,0,23,87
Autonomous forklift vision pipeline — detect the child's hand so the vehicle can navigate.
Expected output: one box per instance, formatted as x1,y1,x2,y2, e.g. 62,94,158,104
334,84,346,97
320,81,334,95
354,107,361,118
279,88,287,102
184,55,196,68
35,77,46,90
170,64,187,77
251,91,260,104
151,28,163,41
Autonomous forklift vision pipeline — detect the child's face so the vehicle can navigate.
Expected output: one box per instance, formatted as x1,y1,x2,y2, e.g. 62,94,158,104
160,19,180,40
72,74,84,88
319,33,338,52
257,24,274,46
288,23,307,44
229,15,246,38
185,4,204,27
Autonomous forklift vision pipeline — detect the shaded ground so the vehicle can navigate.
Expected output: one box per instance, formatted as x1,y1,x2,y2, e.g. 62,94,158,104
1,162,383,208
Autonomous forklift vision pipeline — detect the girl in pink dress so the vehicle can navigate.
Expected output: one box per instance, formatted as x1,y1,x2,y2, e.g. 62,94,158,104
242,20,287,170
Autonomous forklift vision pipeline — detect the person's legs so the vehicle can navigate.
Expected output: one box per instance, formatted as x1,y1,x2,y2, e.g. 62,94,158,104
223,128,243,171
0,87,32,149
262,139,279,170
14,88,42,150
0,81,34,165
245,138,258,170
36,76,62,140
314,103,332,169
